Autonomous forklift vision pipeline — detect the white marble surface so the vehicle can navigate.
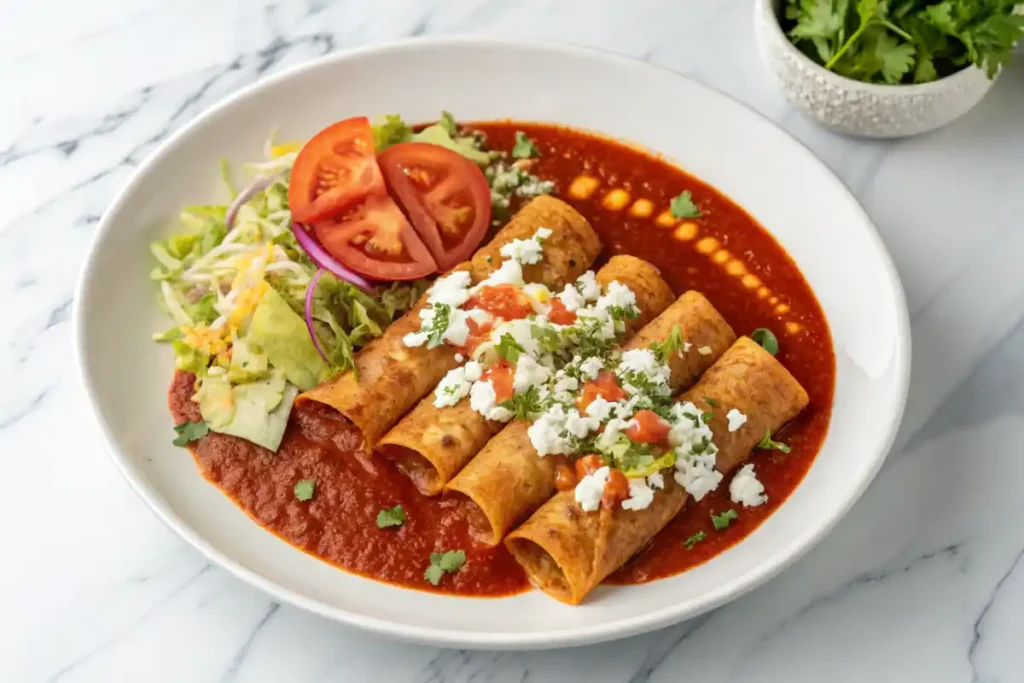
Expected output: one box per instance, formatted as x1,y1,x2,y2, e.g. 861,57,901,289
2,0,1023,680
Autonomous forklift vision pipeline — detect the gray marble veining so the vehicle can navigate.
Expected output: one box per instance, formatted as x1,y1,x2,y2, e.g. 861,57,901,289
2,0,1022,681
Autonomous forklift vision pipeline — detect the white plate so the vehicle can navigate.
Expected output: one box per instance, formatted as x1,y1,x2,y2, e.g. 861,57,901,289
74,37,911,650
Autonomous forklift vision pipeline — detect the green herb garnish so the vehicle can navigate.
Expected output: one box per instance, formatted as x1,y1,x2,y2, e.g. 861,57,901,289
670,191,702,219
703,396,718,407
511,131,540,159
172,420,209,447
711,509,738,530
531,324,562,353
425,304,451,348
424,550,466,586
496,333,526,363
376,505,407,529
784,0,1024,83
498,386,546,421
650,325,685,365
684,531,707,549
294,479,316,501
757,428,792,453
751,327,779,356
439,110,458,136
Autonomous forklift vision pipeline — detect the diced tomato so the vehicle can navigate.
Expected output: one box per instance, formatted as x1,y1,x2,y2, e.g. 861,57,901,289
574,454,605,481
547,298,577,325
459,317,494,356
377,142,492,271
624,409,672,444
312,194,437,280
576,371,627,413
467,285,534,320
601,470,630,509
482,360,515,403
553,463,577,492
288,117,386,223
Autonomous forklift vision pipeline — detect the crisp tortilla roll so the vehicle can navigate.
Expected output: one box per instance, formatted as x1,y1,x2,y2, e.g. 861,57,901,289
377,255,675,495
505,336,809,604
445,291,737,545
296,196,601,449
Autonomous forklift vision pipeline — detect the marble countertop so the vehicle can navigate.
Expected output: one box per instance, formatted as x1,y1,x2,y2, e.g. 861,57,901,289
3,0,1023,681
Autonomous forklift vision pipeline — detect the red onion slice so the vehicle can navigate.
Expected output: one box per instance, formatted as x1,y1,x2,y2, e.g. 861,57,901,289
304,268,330,364
225,174,281,229
292,222,376,293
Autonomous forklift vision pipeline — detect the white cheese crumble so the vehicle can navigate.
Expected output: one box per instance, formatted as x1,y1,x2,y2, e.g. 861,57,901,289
648,472,665,490
584,395,616,421
557,282,587,311
730,463,768,507
697,345,712,355
469,379,513,422
499,227,552,265
513,355,552,393
564,409,600,439
726,408,748,432
575,271,602,301
433,362,483,407
575,466,611,512
478,258,525,288
427,270,473,307
578,356,604,380
621,477,655,511
529,404,572,455
674,451,723,502
595,281,637,313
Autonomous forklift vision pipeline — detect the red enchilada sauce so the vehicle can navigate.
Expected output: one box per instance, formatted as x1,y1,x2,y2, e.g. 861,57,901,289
168,122,835,597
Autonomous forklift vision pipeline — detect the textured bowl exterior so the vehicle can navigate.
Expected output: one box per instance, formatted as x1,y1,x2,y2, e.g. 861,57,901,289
754,0,995,138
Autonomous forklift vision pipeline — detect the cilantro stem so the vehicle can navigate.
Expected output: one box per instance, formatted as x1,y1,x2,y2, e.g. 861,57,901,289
825,19,871,70
879,19,913,42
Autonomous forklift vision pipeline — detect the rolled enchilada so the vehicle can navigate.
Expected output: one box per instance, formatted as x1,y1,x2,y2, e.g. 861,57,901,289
504,336,809,604
445,290,737,545
296,196,601,449
377,255,676,495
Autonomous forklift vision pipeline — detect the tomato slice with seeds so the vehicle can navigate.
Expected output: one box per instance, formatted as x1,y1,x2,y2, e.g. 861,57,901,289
377,142,491,271
288,117,385,223
311,194,437,281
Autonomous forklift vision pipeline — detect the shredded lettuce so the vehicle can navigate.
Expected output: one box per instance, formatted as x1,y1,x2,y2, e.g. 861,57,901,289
372,114,413,150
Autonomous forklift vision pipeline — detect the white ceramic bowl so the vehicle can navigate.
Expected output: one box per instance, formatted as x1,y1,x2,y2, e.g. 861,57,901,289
74,37,911,649
754,0,996,138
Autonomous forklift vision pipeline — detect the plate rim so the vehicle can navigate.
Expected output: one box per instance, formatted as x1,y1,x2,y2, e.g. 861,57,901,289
72,34,912,650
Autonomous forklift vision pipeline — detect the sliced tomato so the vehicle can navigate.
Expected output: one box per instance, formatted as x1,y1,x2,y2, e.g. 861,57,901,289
624,410,672,444
601,470,630,509
377,142,491,271
289,117,385,223
576,371,628,413
467,285,535,321
459,317,494,355
311,195,437,281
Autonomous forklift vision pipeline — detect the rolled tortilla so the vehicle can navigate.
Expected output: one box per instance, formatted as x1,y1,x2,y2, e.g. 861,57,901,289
445,290,737,545
377,255,676,495
296,196,601,449
505,336,810,604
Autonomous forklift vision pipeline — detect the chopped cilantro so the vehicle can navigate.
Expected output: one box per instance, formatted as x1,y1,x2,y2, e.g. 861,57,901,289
424,549,466,586
511,131,540,159
425,304,451,348
376,505,407,529
670,191,702,219
498,386,546,421
703,396,718,407
650,325,685,364
711,509,738,530
294,479,316,501
701,411,713,423
684,531,707,549
439,110,458,136
757,428,792,453
172,420,209,447
751,328,779,356
496,333,526,363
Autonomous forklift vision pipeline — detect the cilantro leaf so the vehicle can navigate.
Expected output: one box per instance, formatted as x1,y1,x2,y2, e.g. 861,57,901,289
495,333,526,363
511,131,539,159
711,508,738,530
172,420,209,447
703,395,718,408
531,324,562,353
683,530,706,550
669,191,702,219
750,327,779,356
757,428,792,453
424,549,466,585
376,505,407,528
294,479,316,501
498,385,546,421
650,325,685,365
426,304,451,348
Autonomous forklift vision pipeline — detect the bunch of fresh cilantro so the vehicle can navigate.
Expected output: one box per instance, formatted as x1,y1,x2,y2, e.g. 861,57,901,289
784,0,1024,84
